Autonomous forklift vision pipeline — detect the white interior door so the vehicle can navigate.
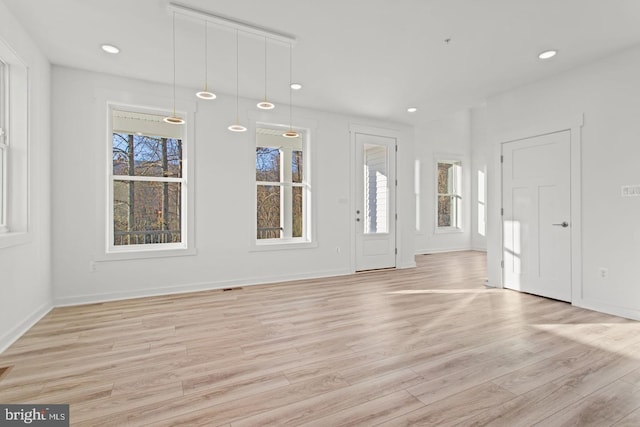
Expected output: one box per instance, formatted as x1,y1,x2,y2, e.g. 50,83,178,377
355,132,396,271
502,130,572,301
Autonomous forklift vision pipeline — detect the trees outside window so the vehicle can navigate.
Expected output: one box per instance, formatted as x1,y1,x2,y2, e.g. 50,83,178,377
255,127,308,242
437,160,462,230
110,108,186,250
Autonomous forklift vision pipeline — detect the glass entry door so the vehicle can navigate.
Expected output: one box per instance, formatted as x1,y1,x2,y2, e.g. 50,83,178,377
355,132,396,271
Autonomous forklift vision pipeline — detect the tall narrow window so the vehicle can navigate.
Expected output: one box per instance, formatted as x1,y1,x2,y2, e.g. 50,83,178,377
0,60,7,233
109,107,186,251
477,169,486,236
437,160,462,230
255,126,310,242
415,159,421,232
0,41,29,248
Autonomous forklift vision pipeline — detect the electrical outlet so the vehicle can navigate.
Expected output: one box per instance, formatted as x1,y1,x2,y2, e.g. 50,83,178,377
89,261,97,272
599,267,608,278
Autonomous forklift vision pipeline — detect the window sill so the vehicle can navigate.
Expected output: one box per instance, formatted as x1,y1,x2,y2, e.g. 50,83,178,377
250,240,318,252
96,246,197,261
0,231,32,249
435,227,464,234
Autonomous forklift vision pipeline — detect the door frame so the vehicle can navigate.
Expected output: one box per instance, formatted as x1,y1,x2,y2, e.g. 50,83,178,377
495,114,583,303
349,124,399,272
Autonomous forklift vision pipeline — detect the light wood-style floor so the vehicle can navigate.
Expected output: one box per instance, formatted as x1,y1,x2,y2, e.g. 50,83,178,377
1,251,639,426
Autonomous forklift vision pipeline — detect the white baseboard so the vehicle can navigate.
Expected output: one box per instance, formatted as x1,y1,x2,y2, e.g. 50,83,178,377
572,298,640,322
398,261,417,269
54,268,353,307
415,247,474,255
0,302,53,354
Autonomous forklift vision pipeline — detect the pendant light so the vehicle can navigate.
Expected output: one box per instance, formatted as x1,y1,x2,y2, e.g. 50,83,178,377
196,21,216,100
164,12,185,125
228,29,247,132
257,36,275,110
283,43,299,138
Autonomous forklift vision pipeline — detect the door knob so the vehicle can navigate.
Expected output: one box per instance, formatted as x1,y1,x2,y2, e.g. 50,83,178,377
552,221,569,228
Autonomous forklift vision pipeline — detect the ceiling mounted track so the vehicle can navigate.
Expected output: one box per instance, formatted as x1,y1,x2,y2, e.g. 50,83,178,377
167,2,297,46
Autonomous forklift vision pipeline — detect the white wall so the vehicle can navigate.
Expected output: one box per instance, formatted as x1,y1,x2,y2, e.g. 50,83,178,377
481,45,640,320
0,1,52,352
414,109,472,254
470,106,488,251
51,66,415,305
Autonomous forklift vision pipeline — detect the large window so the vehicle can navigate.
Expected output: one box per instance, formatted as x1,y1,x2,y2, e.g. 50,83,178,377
0,39,29,248
255,126,309,243
0,60,6,233
109,107,186,251
437,160,462,230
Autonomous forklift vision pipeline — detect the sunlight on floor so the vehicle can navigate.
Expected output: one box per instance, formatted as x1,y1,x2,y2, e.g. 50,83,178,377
532,322,640,359
385,289,501,295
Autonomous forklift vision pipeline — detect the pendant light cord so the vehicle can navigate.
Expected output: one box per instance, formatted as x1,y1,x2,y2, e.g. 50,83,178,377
172,12,177,117
264,36,268,102
289,43,293,131
235,29,239,123
227,29,245,132
204,21,208,91
164,11,184,124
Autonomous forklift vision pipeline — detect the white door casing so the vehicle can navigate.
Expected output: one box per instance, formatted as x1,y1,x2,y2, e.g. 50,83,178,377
502,130,572,301
354,132,397,271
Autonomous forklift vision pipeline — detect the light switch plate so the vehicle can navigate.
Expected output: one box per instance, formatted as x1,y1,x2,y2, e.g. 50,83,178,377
621,185,640,197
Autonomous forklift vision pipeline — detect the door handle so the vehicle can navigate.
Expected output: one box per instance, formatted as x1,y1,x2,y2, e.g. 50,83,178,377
552,221,569,228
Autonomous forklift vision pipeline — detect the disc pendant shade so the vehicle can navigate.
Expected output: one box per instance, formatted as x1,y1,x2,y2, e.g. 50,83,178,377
283,43,299,138
228,30,247,132
257,37,275,110
164,12,185,125
166,4,302,133
196,21,216,100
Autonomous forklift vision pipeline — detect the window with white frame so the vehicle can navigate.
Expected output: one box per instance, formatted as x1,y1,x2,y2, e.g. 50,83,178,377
477,168,486,236
0,40,29,248
436,160,462,230
255,126,310,243
0,60,7,233
109,107,187,251
414,159,421,232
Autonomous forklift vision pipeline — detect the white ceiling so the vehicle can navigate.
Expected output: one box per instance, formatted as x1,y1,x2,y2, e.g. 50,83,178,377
6,0,640,124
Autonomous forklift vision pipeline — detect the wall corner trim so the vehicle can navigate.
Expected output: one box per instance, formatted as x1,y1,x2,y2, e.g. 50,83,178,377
0,302,53,354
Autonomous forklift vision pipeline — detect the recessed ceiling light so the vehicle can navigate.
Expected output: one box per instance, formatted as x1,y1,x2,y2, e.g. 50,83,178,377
290,83,302,90
407,107,418,113
101,44,120,54
538,50,557,60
